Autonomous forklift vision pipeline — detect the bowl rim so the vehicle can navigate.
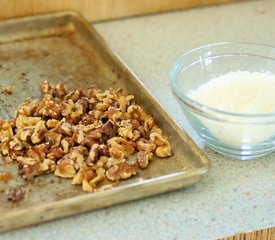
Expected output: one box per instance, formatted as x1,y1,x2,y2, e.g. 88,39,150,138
170,41,275,118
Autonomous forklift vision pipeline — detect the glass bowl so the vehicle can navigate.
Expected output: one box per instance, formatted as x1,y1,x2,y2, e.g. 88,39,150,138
170,42,275,160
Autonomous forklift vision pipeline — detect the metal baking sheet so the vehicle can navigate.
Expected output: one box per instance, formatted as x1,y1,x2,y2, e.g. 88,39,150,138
0,12,210,232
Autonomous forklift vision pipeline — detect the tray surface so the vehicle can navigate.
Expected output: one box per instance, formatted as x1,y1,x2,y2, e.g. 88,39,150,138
0,12,209,232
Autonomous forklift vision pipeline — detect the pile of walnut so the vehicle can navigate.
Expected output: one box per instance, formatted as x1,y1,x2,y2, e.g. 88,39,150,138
0,81,171,192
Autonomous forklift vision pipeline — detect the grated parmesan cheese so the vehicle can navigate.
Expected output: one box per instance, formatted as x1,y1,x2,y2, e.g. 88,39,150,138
187,71,275,145
188,71,275,114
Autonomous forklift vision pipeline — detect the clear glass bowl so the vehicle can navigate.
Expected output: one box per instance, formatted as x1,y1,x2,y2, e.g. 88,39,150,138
170,42,275,160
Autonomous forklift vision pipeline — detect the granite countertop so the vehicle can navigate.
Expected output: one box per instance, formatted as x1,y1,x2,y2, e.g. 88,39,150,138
1,0,275,239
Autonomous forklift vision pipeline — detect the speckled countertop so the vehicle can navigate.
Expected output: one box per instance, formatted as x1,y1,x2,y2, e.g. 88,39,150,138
1,1,275,239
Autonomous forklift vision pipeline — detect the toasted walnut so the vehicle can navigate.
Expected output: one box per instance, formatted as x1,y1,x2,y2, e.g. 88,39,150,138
86,143,99,166
72,129,85,144
19,127,34,142
127,105,148,122
16,115,41,130
61,99,74,117
9,137,24,151
106,159,136,181
137,151,153,169
16,100,38,117
47,147,64,160
42,101,61,119
72,165,94,185
93,156,109,170
75,97,89,114
89,167,106,187
118,120,133,139
150,132,172,157
46,119,59,128
107,137,135,159
1,138,10,155
27,144,47,160
81,179,94,192
54,154,76,178
38,158,56,173
151,125,162,134
31,120,47,144
45,131,62,147
56,122,72,136
105,157,121,169
144,116,155,132
65,89,84,102
101,120,118,139
70,149,85,170
136,138,156,152
54,83,66,97
96,98,112,111
39,80,52,95
69,110,82,124
132,130,141,141
106,107,119,120
119,95,134,113
155,145,172,158
0,122,13,141
61,137,75,153
150,132,169,146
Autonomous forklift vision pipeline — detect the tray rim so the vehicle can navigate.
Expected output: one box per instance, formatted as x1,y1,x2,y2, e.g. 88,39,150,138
0,10,210,232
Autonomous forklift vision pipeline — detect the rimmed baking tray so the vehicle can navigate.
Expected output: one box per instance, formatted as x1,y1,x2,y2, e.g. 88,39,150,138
0,11,210,232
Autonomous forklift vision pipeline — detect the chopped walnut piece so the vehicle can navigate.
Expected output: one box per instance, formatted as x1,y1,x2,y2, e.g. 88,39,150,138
9,137,23,151
56,122,72,136
136,138,156,152
19,126,34,142
47,147,64,160
0,122,13,141
137,151,153,169
72,164,94,185
43,101,61,119
72,129,85,144
15,115,41,130
61,99,74,117
150,132,172,157
45,132,62,147
31,120,47,144
127,105,148,122
89,167,106,187
101,120,118,139
46,119,59,128
155,145,172,158
106,159,136,181
61,137,75,153
27,144,47,160
55,160,76,178
54,83,67,97
107,137,135,159
119,95,134,113
39,80,52,95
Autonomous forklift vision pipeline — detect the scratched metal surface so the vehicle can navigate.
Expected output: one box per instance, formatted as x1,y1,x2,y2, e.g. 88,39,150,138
0,12,209,232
